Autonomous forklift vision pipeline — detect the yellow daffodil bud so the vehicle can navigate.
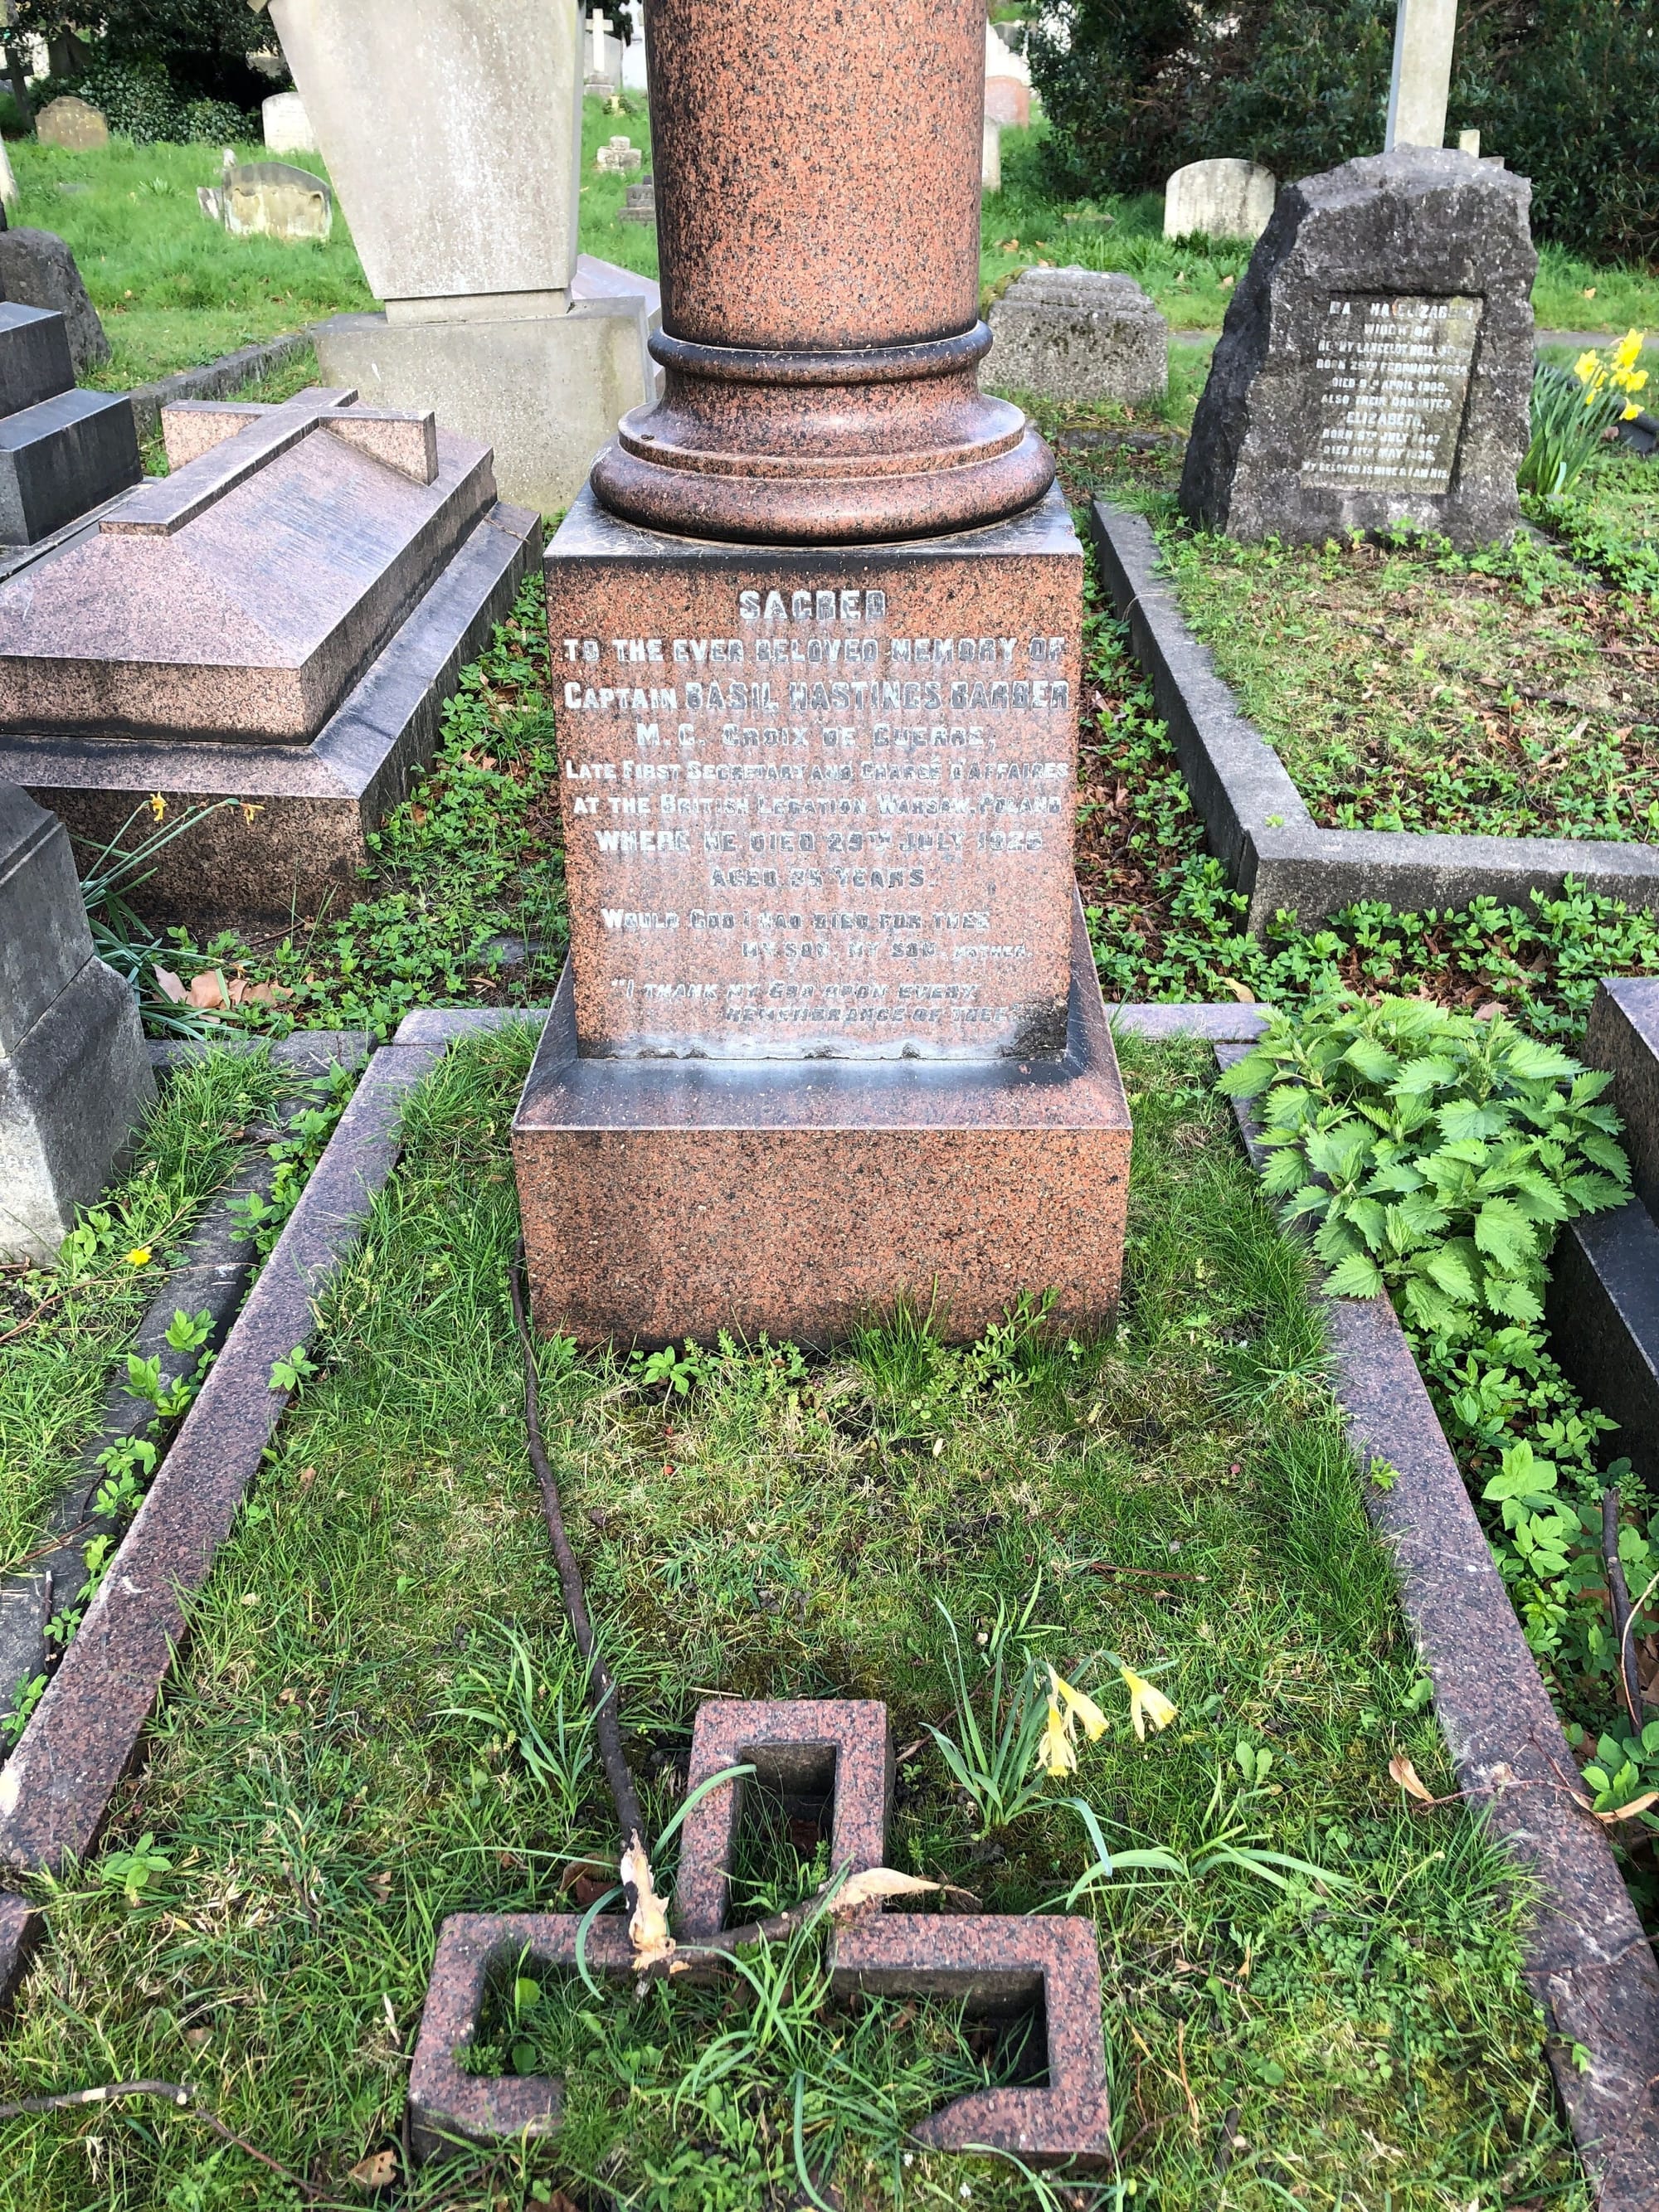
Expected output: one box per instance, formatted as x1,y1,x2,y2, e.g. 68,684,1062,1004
1049,1665,1109,1743
1037,1690,1077,1778
1120,1665,1178,1740
148,792,166,823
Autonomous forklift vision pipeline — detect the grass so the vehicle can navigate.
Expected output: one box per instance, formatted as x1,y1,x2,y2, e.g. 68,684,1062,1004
13,102,1657,392
0,1026,1586,2208
0,1048,285,1585
4,135,370,390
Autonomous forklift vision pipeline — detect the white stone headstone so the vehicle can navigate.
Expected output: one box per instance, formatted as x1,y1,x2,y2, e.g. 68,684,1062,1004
264,0,585,305
1384,0,1457,152
982,114,1002,195
262,88,318,153
1164,159,1277,243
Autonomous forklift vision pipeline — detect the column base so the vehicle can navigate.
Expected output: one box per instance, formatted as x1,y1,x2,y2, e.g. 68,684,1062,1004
511,891,1131,1349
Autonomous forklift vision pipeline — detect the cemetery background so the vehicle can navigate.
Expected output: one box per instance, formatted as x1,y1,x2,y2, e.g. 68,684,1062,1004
2,14,1659,2209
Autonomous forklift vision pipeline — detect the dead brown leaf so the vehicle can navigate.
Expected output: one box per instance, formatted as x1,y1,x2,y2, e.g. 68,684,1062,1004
1218,977,1258,1004
1389,1754,1435,1804
187,970,227,1011
347,2148,398,2190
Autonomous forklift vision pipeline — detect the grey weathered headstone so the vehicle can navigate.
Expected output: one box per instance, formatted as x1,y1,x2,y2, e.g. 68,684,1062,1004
35,95,107,151
200,157,333,245
620,175,655,226
0,228,110,377
262,88,318,153
1164,159,1277,243
0,784,154,1264
1180,148,1535,550
988,267,1169,404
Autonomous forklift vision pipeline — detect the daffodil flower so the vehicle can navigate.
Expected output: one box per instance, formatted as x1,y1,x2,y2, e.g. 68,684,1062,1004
148,793,166,823
1574,351,1599,384
125,1246,152,1267
1049,1665,1108,1743
1120,1664,1177,1740
1037,1685,1077,1777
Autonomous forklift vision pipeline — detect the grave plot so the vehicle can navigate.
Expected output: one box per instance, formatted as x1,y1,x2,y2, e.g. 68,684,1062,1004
0,1026,1589,2206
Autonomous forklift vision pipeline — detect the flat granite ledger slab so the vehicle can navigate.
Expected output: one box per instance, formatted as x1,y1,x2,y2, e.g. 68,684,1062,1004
546,481,1083,1061
1,497,541,929
0,389,498,743
512,890,1131,1348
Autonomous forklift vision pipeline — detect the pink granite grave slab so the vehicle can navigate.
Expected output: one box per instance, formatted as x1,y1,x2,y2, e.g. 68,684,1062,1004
0,391,496,744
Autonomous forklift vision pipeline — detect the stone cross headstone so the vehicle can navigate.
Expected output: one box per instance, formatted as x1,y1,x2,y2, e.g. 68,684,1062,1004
591,12,612,75
0,783,153,1264
1385,0,1457,151
35,95,106,151
1179,148,1534,551
513,0,1132,1352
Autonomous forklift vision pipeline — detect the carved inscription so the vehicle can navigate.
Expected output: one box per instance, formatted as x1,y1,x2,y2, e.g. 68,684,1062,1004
555,578,1079,1059
1301,294,1483,495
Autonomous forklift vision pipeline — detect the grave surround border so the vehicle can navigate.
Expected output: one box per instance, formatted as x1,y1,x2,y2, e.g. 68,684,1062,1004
1089,498,1659,931
0,1000,1651,2199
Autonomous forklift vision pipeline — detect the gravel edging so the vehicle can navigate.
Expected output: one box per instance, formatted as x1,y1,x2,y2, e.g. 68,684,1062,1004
0,1032,372,1735
1195,1023,1659,2210
1090,499,1659,930
125,333,314,447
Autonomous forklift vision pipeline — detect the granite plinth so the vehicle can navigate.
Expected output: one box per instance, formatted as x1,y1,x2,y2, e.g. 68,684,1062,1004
2,500,540,930
0,389,496,744
0,386,140,547
1585,980,1659,1218
0,233,112,380
545,483,1083,1062
591,0,1054,542
512,891,1130,1348
1180,148,1535,550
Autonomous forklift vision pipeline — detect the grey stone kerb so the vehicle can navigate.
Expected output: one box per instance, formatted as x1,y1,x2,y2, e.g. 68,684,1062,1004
1180,147,1535,552
1090,499,1659,931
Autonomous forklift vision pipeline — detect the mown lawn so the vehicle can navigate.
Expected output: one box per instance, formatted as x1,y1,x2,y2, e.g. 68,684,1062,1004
0,1028,1584,2209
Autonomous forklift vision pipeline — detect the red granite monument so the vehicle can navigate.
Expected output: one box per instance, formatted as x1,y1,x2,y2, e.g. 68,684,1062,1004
0,387,538,926
512,0,1130,1347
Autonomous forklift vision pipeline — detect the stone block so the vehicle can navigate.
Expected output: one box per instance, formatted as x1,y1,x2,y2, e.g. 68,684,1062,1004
0,949,154,1265
0,391,495,740
0,387,141,547
620,176,655,226
1546,1211,1659,1495
1585,979,1659,1219
0,303,73,421
261,89,317,153
35,97,106,152
0,231,110,377
206,160,333,246
311,289,657,518
1164,158,1277,242
264,0,584,304
988,267,1169,404
1180,148,1535,549
0,785,94,1054
5,499,540,931
513,897,1131,1348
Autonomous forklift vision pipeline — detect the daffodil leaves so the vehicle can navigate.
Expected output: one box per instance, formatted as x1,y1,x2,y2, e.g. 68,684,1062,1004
1224,994,1633,1348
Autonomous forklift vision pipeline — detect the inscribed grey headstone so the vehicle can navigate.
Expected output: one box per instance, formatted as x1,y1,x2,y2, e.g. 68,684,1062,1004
620,175,656,226
987,268,1168,405
0,784,153,1263
1180,148,1535,550
0,229,111,376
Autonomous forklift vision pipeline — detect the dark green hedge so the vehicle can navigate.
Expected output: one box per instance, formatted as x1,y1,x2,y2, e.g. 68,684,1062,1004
1029,0,1659,265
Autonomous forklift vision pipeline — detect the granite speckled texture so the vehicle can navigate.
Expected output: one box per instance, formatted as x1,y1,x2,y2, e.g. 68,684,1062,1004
546,483,1082,1061
674,1700,893,1940
513,892,1131,1348
3,500,540,929
590,0,1053,542
0,391,495,744
1220,1046,1659,2209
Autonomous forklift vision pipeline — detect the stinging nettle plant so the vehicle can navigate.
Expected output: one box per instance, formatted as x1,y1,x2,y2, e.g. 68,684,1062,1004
1217,995,1631,1341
